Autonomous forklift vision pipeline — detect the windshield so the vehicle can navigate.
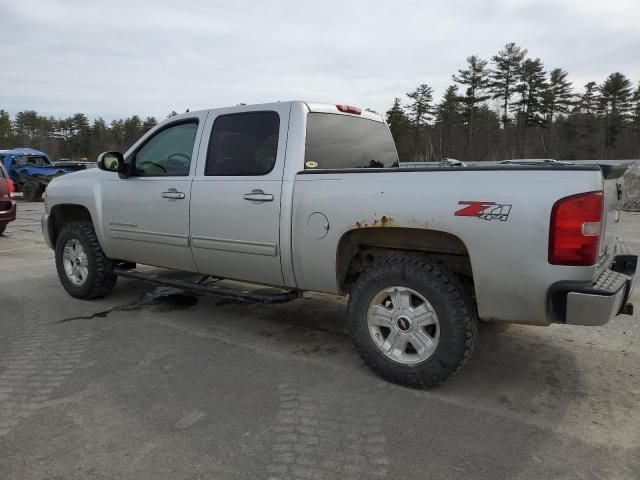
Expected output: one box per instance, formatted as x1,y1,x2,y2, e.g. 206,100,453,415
13,155,50,167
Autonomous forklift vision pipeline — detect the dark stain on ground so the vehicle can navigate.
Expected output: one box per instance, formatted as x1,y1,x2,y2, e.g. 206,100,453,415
152,292,199,312
55,287,199,323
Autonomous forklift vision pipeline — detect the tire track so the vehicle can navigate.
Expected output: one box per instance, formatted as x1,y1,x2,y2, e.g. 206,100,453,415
267,383,389,480
0,299,92,437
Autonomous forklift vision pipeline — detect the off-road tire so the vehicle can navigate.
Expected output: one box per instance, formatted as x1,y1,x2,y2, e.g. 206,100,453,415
347,256,478,389
22,181,43,202
55,221,117,299
0,222,6,235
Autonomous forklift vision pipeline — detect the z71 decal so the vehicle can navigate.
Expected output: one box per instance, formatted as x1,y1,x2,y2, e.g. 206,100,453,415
455,201,512,222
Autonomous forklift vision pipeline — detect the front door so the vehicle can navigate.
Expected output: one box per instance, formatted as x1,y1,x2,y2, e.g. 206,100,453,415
190,106,290,286
102,115,206,271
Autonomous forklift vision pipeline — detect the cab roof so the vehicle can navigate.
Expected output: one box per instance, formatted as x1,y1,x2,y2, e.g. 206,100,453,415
0,147,49,157
170,101,385,123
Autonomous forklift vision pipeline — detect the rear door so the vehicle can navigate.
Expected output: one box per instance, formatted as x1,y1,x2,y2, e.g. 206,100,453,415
190,105,291,286
101,114,207,271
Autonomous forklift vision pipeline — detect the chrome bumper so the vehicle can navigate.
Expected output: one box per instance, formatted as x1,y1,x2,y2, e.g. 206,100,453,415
41,214,54,249
565,280,629,326
555,248,637,326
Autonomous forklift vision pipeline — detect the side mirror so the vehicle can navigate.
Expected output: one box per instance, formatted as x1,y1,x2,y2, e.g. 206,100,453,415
97,152,125,173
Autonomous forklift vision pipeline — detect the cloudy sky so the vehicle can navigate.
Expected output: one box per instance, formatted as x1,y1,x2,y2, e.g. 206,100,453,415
1,0,639,120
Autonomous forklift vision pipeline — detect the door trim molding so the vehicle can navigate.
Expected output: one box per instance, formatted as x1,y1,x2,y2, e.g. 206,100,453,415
109,228,189,247
191,235,277,256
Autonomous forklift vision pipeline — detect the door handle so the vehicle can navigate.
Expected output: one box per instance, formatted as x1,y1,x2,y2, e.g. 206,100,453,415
243,189,274,202
161,188,185,201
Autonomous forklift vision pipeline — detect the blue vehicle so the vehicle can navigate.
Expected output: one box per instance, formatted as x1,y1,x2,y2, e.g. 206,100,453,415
0,148,91,201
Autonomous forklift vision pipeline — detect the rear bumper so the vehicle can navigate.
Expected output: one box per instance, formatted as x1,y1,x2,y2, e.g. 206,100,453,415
550,245,636,326
0,199,16,223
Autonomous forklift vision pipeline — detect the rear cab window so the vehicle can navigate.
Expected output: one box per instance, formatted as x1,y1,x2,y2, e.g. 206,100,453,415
304,113,399,170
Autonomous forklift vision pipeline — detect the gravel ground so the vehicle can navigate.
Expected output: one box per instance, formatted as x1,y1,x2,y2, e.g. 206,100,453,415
1,198,639,479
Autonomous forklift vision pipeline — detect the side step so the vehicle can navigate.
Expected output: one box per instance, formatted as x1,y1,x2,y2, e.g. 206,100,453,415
113,267,301,304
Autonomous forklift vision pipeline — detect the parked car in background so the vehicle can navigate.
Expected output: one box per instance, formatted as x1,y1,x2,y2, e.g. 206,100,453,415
0,148,92,201
42,101,637,388
0,161,16,235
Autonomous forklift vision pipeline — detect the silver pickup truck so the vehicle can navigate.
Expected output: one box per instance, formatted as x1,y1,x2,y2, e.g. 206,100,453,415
42,101,637,388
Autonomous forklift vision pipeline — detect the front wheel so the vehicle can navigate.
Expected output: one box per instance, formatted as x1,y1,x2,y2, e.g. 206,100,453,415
55,221,117,299
0,222,6,235
347,257,478,389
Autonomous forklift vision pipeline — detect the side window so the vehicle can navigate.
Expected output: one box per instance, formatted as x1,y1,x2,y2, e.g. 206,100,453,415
133,121,198,177
205,111,279,176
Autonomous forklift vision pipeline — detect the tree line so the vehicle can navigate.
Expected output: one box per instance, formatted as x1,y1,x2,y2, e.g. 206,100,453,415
1,42,639,163
387,42,640,162
0,110,181,161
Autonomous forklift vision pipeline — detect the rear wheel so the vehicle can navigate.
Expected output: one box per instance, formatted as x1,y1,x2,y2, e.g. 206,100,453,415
22,181,43,201
55,221,117,299
0,222,6,235
347,256,478,389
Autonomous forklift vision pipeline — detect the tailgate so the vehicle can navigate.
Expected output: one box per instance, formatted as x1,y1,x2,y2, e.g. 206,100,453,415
599,163,630,270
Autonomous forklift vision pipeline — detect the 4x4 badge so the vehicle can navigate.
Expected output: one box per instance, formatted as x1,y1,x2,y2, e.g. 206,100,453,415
455,201,512,222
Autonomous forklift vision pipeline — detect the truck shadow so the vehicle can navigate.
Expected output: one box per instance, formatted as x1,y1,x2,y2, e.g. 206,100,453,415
444,321,582,414
155,286,581,408
175,292,582,478
169,289,581,419
83,278,589,478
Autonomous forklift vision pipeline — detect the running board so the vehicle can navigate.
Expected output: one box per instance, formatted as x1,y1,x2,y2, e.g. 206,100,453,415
113,267,300,304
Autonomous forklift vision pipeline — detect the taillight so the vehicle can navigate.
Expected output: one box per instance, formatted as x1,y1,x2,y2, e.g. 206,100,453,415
549,191,603,266
336,104,362,115
7,179,15,198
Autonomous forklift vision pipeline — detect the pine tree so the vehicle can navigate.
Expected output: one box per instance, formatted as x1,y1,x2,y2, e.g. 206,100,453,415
143,116,158,132
405,84,434,128
435,86,463,124
452,55,491,152
385,97,411,140
513,58,546,125
541,68,573,155
573,82,601,159
599,72,633,150
631,83,640,123
0,110,12,146
435,86,463,158
490,42,527,126
599,72,633,118
632,83,640,157
542,69,573,122
510,58,546,157
577,81,598,114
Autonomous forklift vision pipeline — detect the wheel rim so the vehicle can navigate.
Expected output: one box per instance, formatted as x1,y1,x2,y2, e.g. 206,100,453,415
367,286,440,365
62,238,89,286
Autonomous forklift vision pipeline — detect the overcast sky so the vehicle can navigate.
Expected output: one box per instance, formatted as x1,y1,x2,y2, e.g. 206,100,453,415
1,0,639,120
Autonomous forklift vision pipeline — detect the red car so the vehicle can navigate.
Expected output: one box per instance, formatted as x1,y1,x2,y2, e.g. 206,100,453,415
0,161,16,235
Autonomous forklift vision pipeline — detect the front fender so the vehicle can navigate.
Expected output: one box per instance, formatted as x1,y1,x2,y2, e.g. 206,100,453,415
46,170,111,255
